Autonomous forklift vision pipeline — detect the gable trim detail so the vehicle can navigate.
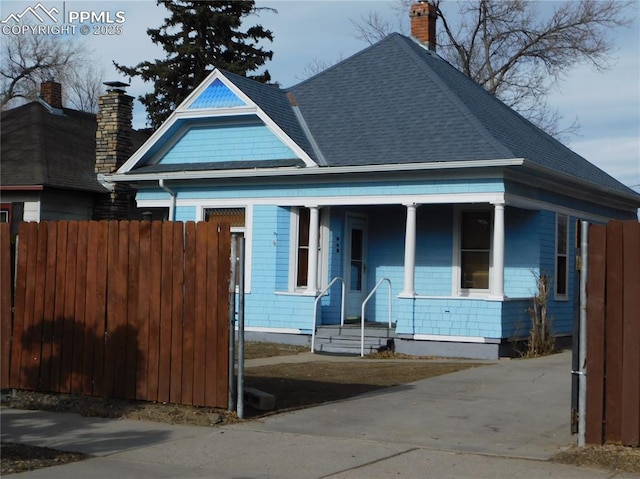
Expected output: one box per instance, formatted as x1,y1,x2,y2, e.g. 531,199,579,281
116,69,318,174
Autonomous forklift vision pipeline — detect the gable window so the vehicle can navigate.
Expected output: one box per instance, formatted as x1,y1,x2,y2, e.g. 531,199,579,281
556,213,568,297
459,210,491,290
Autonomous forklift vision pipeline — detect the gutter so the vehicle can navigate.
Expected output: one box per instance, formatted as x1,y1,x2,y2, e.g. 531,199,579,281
104,158,527,183
159,179,176,221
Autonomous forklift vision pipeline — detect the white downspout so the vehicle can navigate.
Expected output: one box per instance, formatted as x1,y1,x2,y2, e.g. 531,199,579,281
159,179,176,221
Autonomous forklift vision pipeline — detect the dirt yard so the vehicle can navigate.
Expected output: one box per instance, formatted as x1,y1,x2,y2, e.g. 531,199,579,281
1,342,638,475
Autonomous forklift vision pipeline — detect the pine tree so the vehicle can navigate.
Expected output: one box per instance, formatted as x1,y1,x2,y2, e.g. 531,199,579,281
115,0,274,129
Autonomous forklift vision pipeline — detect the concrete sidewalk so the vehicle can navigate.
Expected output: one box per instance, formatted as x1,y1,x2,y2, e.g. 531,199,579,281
2,350,638,478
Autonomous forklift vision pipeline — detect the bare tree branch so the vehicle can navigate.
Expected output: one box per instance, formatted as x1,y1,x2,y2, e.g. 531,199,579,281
350,0,635,137
1,30,103,112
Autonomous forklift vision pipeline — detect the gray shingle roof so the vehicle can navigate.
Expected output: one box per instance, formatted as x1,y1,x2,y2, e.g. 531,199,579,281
1,102,105,193
2,101,149,193
222,71,316,160
286,33,637,197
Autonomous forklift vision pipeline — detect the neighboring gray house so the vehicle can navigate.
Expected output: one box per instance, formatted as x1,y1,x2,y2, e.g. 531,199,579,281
105,5,640,358
1,80,151,230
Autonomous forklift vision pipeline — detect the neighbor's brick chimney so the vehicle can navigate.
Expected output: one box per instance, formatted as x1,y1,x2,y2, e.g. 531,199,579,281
410,1,437,51
94,82,134,220
40,79,63,109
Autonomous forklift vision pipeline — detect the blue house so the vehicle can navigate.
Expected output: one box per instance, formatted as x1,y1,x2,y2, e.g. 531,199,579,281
105,23,640,358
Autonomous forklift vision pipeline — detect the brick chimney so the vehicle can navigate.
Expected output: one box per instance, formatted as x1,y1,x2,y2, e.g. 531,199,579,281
410,1,437,51
94,82,134,220
40,79,63,109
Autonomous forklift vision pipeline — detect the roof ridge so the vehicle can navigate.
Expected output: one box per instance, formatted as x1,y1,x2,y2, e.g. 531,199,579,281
393,34,515,159
289,33,406,89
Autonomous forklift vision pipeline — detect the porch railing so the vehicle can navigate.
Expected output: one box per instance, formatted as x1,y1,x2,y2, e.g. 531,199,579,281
360,278,392,357
310,277,346,353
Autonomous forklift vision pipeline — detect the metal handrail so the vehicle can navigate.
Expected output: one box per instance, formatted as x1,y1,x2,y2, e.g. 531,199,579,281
311,277,346,353
360,278,392,357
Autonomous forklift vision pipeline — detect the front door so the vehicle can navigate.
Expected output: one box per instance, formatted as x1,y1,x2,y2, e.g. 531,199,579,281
345,215,368,319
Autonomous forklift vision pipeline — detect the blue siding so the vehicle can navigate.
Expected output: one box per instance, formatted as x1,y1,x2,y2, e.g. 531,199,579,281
133,183,605,342
504,208,540,297
188,78,246,109
274,207,292,291
395,298,503,338
174,206,196,221
160,123,297,164
136,178,504,202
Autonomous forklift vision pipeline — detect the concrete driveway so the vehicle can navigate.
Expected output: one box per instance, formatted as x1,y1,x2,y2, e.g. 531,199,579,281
231,349,575,460
7,349,631,479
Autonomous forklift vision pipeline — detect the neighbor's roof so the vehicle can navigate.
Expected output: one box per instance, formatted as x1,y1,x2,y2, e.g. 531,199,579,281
1,101,148,193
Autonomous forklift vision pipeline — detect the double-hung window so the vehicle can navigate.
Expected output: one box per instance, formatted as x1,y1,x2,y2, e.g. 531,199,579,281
292,207,324,290
459,210,491,291
556,213,568,298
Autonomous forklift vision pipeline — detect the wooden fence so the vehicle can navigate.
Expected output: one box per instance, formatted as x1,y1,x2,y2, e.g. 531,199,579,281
586,219,640,446
0,220,230,409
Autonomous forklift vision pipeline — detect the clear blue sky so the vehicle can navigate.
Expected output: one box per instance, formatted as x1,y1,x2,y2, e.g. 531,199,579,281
2,0,638,191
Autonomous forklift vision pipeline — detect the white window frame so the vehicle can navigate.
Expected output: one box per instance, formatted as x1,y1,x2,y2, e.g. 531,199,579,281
288,206,329,292
200,204,252,293
452,206,493,297
555,212,569,300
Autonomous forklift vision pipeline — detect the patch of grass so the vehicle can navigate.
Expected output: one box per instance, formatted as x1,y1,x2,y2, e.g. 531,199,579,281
1,442,88,475
552,444,640,474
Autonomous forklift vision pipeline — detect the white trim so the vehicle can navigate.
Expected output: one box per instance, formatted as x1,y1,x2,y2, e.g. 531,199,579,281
243,327,304,335
288,206,330,293
117,69,318,174
108,158,526,182
411,334,501,344
504,193,618,224
136,192,506,209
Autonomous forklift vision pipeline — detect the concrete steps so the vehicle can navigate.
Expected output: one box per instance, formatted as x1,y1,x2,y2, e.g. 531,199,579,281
313,324,398,355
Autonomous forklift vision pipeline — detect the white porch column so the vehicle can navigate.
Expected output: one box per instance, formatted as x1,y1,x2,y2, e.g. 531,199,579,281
401,203,418,297
305,205,320,295
491,202,505,299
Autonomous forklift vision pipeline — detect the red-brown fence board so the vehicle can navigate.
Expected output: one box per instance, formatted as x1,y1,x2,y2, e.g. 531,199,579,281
158,221,174,404
587,220,640,447
136,221,151,399
60,221,79,393
170,223,185,404
1,223,12,389
181,221,196,405
621,221,640,446
125,221,140,400
50,222,68,392
71,222,88,395
0,220,229,409
586,224,606,444
40,222,58,392
31,222,48,390
146,221,163,402
9,222,29,388
82,222,99,396
604,221,624,443
20,222,39,390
